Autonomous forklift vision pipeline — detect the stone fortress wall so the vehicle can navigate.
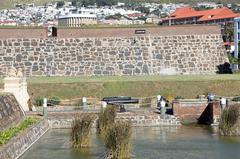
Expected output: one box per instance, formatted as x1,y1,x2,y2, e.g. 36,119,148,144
0,25,228,76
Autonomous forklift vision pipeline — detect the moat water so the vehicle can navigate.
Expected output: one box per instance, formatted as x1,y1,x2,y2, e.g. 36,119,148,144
20,126,240,159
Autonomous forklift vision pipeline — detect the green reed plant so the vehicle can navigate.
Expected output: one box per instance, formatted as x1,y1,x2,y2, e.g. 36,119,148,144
105,121,132,159
96,105,117,136
219,105,240,136
71,114,94,148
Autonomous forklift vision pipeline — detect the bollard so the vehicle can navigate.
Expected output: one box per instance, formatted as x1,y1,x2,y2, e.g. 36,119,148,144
160,100,166,116
157,95,161,108
43,98,47,117
101,101,107,109
161,107,166,116
220,97,226,114
82,97,87,110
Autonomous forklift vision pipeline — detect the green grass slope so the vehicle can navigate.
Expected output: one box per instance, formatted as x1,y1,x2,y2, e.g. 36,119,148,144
0,75,238,99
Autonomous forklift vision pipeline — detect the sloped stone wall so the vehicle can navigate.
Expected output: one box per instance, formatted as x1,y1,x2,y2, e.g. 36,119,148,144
0,32,227,76
0,94,24,131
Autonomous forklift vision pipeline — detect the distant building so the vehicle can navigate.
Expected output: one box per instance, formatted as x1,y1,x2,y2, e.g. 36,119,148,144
125,13,145,20
146,14,161,24
100,17,145,25
0,20,17,26
162,7,238,27
58,13,97,27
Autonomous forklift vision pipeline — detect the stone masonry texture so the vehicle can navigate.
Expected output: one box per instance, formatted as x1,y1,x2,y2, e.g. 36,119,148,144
0,25,228,76
0,94,24,131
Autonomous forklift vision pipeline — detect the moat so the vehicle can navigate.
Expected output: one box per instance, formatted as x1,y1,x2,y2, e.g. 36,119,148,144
20,126,240,159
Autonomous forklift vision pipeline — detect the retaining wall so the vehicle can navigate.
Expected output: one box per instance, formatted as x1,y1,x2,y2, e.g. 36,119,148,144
47,112,181,128
173,99,221,124
0,119,49,159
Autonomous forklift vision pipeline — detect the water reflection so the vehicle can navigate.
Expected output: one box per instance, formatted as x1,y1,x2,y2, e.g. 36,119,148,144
20,126,240,159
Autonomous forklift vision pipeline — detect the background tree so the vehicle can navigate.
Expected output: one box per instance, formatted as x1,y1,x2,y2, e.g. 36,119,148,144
56,1,65,8
71,0,117,7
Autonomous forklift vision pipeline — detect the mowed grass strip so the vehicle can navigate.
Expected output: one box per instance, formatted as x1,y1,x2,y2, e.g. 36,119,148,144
25,74,240,84
1,75,240,99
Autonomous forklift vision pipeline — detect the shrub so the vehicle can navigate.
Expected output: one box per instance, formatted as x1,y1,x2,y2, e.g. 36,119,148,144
175,96,184,100
34,96,61,106
219,105,240,136
0,117,38,145
105,121,132,159
71,114,94,148
48,96,61,106
34,96,44,106
166,95,174,103
97,105,117,136
232,96,240,102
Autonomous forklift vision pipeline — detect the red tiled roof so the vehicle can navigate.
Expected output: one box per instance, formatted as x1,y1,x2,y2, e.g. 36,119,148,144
167,7,238,21
0,20,16,24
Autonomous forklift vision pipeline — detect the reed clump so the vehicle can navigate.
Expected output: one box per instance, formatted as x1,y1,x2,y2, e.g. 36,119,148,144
71,114,94,148
219,105,240,136
97,105,117,136
105,121,132,159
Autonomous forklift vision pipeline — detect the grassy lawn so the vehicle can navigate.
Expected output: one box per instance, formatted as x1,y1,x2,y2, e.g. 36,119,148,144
25,74,240,84
1,75,239,99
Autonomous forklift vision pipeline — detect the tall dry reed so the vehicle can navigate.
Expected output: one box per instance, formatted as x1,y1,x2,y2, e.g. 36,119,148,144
219,105,240,136
97,105,117,136
105,121,132,159
71,114,94,148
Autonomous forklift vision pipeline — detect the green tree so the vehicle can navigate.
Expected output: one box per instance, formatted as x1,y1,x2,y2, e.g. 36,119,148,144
96,0,117,6
82,0,96,6
136,6,150,14
56,1,65,8
71,0,117,6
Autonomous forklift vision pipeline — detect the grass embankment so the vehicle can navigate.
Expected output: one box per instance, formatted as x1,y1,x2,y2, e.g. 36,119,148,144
0,117,38,146
0,75,240,99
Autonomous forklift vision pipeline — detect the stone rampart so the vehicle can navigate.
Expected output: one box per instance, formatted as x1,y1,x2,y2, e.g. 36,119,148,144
0,94,24,131
0,25,227,76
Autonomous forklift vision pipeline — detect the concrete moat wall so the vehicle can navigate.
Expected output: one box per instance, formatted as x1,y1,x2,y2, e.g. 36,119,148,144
0,94,24,131
0,25,227,76
0,119,49,159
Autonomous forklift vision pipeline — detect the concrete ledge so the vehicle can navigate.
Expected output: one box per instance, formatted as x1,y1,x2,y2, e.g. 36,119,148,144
47,112,181,128
0,119,49,159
